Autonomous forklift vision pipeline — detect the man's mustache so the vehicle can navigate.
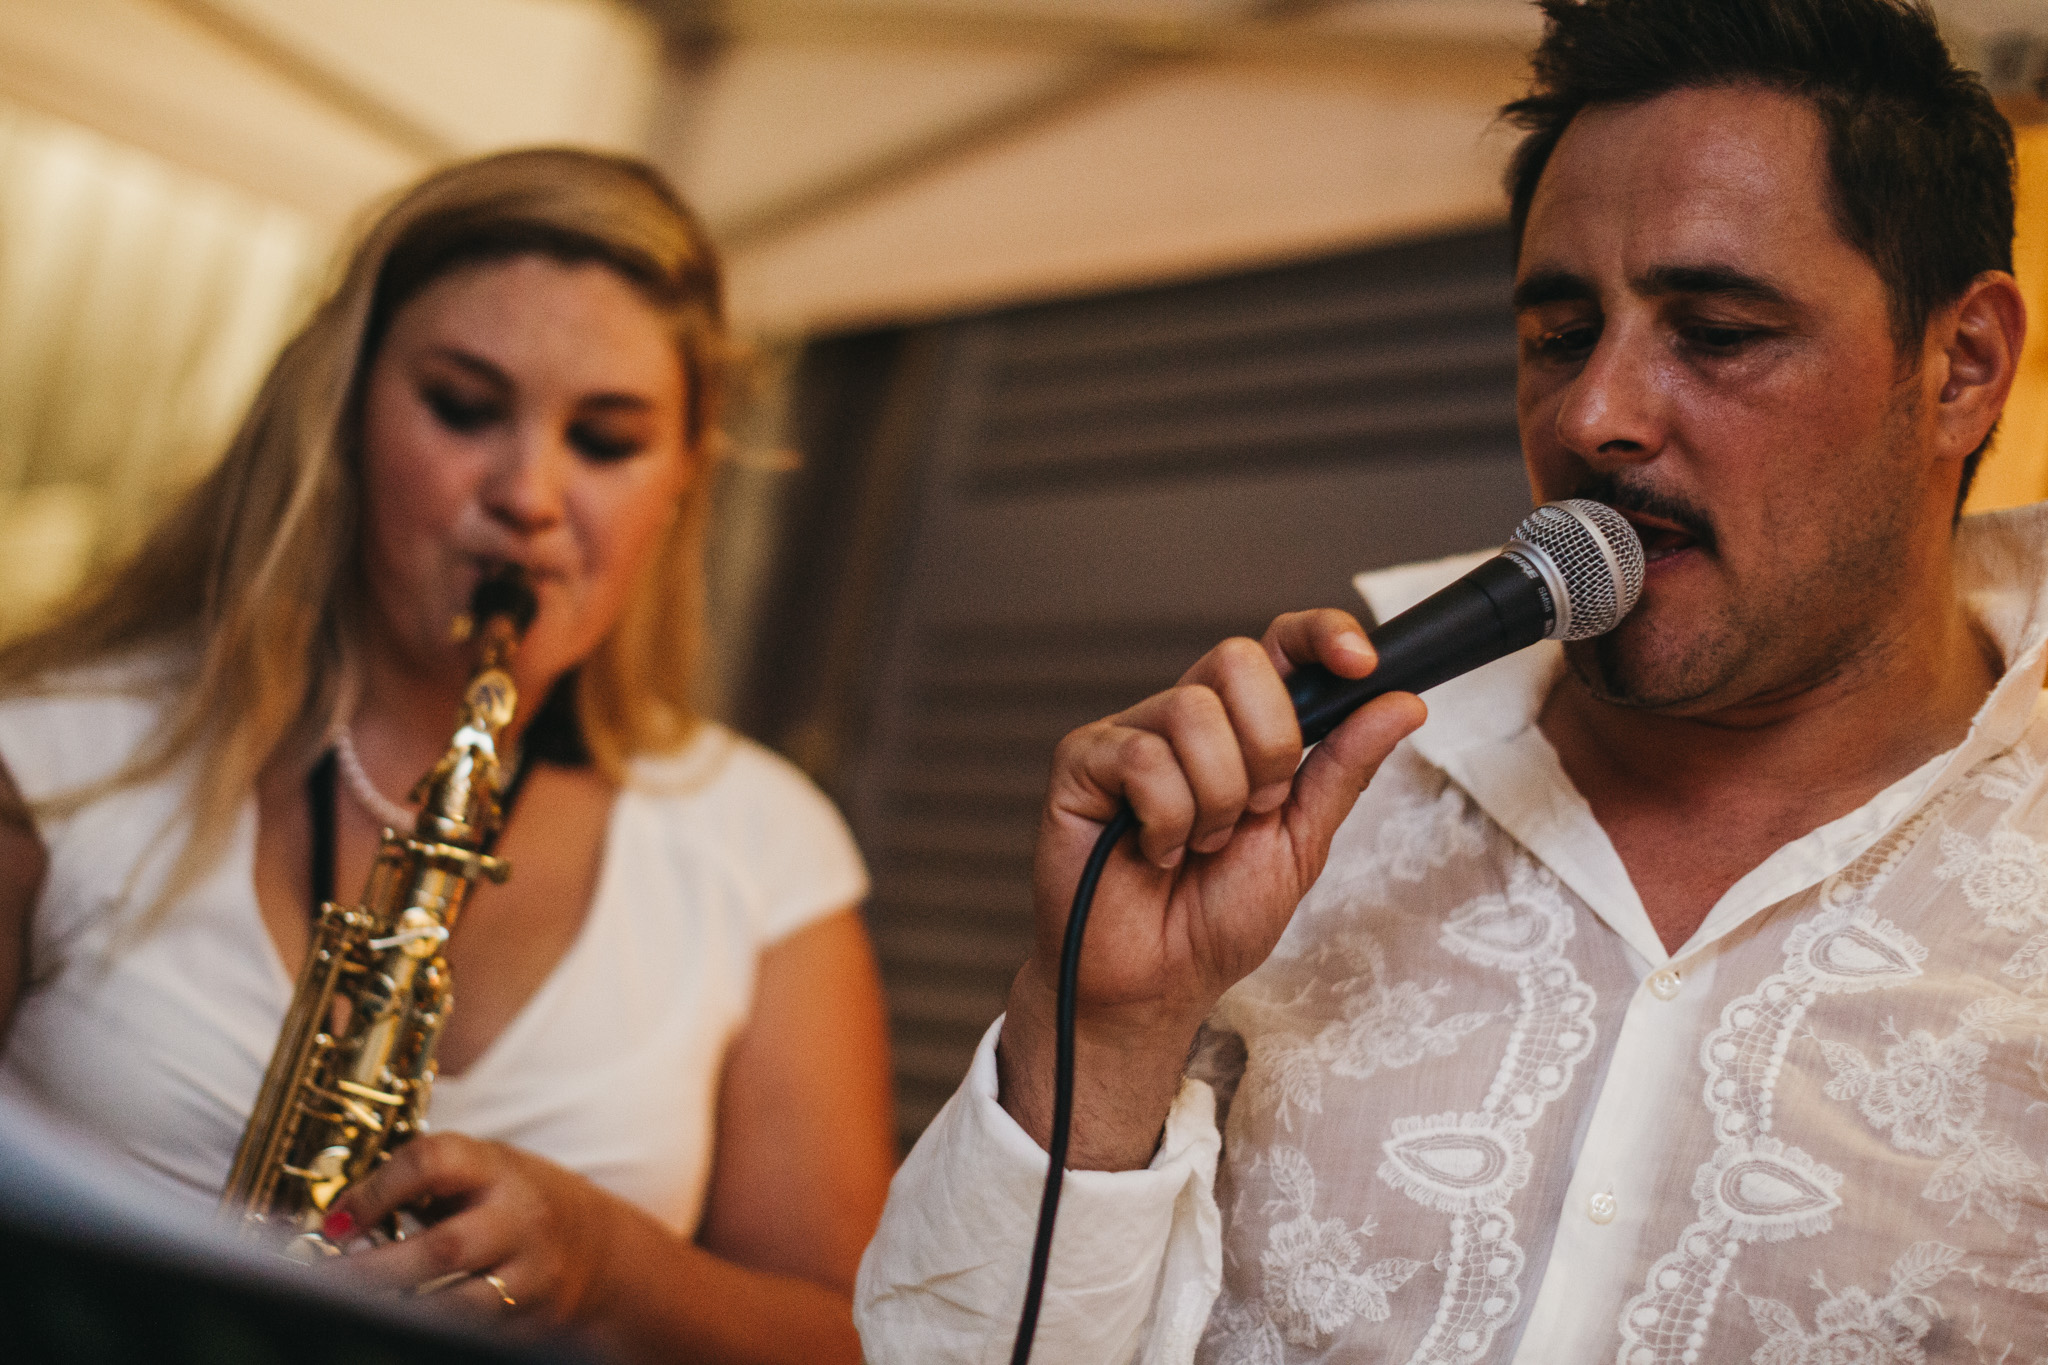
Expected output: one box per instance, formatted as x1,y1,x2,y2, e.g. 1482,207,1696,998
1569,472,1718,555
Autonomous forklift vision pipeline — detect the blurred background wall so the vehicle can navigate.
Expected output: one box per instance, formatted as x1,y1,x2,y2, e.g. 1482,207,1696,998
2,0,2046,1148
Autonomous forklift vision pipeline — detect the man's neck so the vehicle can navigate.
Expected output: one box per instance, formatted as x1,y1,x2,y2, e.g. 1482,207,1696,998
1537,583,1999,957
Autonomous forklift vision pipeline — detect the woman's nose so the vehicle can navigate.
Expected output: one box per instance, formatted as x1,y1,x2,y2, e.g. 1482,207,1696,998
481,425,568,533
1554,326,1668,470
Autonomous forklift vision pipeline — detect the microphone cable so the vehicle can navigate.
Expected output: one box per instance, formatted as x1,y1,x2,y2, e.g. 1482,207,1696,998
1009,803,1133,1365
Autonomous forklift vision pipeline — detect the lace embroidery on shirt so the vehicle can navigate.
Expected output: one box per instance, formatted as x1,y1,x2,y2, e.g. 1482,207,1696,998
1737,1241,1972,1365
1241,1146,1425,1349
1616,846,1932,1364
1205,1302,1286,1365
1969,742,2044,806
1818,998,2048,1232
1231,934,1494,1132
1300,780,1489,918
1361,786,1490,887
2010,1230,2048,1294
1372,855,1597,1365
1933,823,2048,987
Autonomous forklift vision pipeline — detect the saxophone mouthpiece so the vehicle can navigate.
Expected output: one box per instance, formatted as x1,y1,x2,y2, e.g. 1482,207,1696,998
463,566,538,668
470,565,539,641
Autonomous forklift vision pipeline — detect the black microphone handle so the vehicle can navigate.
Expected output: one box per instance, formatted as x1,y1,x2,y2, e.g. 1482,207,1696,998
1287,554,1553,746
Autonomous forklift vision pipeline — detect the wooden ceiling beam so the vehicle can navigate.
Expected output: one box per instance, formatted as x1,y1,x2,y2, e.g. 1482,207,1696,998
715,0,1529,71
698,1,1529,251
154,0,457,161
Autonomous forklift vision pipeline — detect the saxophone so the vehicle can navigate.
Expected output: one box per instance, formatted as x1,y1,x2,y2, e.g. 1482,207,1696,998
222,567,538,1252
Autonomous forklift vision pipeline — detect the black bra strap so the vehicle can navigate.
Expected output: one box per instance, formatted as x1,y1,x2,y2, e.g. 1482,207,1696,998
307,748,338,912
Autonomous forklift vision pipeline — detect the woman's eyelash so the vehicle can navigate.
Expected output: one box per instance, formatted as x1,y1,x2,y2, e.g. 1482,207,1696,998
569,425,642,462
424,388,500,431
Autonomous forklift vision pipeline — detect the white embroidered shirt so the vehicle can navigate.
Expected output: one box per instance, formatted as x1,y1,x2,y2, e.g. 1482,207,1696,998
856,504,2048,1365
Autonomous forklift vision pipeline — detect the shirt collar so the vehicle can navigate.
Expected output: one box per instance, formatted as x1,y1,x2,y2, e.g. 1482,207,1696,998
1352,502,2048,968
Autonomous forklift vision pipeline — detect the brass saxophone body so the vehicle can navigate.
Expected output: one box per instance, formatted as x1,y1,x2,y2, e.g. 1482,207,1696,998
223,568,539,1249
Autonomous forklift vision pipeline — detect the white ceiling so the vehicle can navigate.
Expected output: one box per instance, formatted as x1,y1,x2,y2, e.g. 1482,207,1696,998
654,0,1541,330
0,0,2040,336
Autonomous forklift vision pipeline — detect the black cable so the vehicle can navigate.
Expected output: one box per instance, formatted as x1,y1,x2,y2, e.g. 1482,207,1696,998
1009,803,1136,1365
307,750,338,909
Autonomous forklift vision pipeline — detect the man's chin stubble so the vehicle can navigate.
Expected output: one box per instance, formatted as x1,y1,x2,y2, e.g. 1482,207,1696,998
1564,630,1732,712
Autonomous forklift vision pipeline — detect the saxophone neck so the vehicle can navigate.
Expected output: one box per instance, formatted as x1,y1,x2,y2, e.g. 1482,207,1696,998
411,567,537,846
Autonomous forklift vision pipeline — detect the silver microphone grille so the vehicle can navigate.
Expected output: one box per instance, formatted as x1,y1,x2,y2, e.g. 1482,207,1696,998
1505,499,1645,642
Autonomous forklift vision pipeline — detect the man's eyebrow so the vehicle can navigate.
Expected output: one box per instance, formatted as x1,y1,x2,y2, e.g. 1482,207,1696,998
1636,264,1790,306
1512,271,1593,311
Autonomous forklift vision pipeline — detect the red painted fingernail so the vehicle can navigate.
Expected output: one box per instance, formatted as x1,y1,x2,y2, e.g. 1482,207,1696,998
323,1210,355,1239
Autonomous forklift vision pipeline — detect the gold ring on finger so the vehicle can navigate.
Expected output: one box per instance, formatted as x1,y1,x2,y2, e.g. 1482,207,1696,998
480,1272,516,1309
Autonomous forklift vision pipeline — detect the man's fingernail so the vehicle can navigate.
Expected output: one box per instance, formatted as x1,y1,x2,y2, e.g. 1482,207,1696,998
1160,846,1185,869
1249,783,1289,814
323,1210,356,1239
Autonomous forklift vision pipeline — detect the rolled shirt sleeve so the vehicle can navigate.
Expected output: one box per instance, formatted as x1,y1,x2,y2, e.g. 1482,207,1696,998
855,1017,1224,1365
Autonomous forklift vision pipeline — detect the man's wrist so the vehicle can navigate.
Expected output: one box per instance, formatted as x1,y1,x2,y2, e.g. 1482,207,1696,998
994,962,1207,1171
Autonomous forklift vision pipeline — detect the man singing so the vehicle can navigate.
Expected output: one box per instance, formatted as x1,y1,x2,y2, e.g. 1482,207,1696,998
857,1,2046,1359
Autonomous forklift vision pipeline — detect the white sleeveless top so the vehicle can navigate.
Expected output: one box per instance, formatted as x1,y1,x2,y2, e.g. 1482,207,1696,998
0,669,868,1234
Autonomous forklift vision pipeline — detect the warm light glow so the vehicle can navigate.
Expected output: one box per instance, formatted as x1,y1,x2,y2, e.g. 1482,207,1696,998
1966,122,2048,514
0,99,316,639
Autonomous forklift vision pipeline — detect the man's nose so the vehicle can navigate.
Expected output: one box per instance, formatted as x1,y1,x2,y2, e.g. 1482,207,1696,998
1554,325,1667,469
482,424,568,532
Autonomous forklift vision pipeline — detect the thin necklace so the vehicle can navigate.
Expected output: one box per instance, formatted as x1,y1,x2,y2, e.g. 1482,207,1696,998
332,724,418,832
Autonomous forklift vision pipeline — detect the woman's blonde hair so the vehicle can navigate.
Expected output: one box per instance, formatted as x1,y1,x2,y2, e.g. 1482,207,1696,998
0,147,730,900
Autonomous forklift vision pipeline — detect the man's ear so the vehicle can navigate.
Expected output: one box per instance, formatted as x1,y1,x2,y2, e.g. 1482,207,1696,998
1933,270,2027,462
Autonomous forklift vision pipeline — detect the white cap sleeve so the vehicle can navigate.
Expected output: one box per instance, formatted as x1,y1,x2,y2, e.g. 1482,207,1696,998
631,726,869,947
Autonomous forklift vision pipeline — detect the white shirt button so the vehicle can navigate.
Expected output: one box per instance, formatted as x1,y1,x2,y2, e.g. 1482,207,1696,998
1588,1191,1618,1224
1649,969,1682,1000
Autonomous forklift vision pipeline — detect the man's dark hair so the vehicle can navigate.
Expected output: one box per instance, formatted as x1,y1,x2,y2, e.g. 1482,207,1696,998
1503,0,2017,503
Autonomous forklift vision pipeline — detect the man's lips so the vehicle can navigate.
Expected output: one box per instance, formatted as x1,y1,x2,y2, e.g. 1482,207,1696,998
1620,511,1701,564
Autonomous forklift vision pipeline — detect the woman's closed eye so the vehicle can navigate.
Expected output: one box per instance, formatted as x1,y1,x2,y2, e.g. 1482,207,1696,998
567,420,648,463
424,385,504,433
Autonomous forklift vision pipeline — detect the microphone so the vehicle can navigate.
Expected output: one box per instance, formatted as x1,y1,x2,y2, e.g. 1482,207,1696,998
1286,499,1645,745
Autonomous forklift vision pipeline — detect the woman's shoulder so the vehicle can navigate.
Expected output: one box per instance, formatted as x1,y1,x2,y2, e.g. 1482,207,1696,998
0,647,193,801
619,722,868,938
624,723,838,819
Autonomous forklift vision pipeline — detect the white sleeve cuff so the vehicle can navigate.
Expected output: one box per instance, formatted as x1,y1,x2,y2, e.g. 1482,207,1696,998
855,1016,1222,1365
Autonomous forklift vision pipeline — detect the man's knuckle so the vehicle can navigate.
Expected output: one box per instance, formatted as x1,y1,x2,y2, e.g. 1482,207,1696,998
1215,635,1266,672
1166,684,1224,728
1119,728,1173,774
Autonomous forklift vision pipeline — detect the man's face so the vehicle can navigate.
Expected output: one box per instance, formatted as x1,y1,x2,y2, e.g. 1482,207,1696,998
1515,84,1944,714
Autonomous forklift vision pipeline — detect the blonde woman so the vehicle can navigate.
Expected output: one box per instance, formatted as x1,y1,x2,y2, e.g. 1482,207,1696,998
0,149,894,1363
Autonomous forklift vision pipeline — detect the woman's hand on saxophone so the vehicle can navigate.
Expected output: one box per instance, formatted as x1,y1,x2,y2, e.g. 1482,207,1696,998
311,911,889,1364
324,1131,619,1330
